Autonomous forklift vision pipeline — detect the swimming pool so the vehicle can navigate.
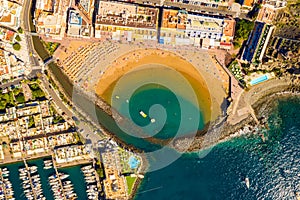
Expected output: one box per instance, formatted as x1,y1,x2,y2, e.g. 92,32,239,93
128,156,140,169
250,75,269,85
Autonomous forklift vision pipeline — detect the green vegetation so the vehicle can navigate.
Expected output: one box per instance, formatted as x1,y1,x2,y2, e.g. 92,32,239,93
28,116,35,128
234,19,255,41
42,41,60,55
17,27,23,34
274,1,300,39
53,115,64,124
126,176,137,195
233,41,241,49
0,92,15,110
29,83,45,100
96,168,105,179
229,61,244,81
73,132,81,143
12,42,21,51
118,148,135,174
15,35,21,42
48,62,73,107
15,93,25,104
49,105,56,115
272,68,283,77
12,87,21,95
96,159,105,178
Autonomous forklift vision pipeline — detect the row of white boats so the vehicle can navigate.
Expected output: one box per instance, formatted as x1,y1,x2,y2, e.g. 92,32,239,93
49,172,77,200
19,165,45,200
81,165,99,200
43,159,53,170
0,167,15,200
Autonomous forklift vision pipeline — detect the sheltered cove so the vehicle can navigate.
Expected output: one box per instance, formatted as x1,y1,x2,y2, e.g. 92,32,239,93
95,48,219,123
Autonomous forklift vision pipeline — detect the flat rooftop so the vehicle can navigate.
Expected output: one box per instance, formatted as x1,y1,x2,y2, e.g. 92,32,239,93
162,9,224,32
96,1,158,29
69,10,82,25
223,18,235,37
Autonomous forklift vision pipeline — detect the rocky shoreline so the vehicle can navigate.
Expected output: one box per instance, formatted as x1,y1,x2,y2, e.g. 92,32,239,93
173,83,300,153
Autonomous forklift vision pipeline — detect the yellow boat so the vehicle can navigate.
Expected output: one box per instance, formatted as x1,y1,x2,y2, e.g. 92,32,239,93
139,110,147,118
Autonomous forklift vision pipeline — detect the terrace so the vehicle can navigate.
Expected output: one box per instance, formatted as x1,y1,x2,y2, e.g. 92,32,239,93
10,141,23,157
24,137,48,155
16,103,41,118
47,132,78,147
254,24,274,61
162,10,188,29
44,122,69,133
160,9,230,48
35,0,54,12
54,144,91,163
34,0,71,39
0,122,17,137
77,0,95,20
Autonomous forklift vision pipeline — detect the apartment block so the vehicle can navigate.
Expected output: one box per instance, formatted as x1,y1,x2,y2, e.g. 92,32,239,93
160,9,235,49
34,0,70,39
67,9,92,38
0,0,22,29
77,0,95,21
241,22,275,63
95,1,158,41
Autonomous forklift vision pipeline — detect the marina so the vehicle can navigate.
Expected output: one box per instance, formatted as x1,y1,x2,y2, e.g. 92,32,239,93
81,165,99,199
0,167,15,200
1,158,93,200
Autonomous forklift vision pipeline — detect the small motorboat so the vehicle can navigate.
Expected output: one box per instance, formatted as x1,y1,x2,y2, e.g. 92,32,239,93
245,177,250,189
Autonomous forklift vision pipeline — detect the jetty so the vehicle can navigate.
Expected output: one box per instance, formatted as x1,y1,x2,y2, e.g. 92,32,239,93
247,104,260,125
23,159,37,200
52,155,67,200
0,169,8,200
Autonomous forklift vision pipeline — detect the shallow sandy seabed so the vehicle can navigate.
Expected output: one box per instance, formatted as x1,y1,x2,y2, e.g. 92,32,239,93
95,48,226,122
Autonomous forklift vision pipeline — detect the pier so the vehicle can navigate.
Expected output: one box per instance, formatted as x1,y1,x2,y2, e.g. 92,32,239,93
0,169,8,200
247,104,260,125
23,159,37,200
52,155,67,200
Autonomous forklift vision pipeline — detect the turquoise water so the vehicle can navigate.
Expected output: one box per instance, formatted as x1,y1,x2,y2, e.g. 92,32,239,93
126,84,205,139
134,96,300,199
59,165,88,200
107,82,205,153
1,158,88,200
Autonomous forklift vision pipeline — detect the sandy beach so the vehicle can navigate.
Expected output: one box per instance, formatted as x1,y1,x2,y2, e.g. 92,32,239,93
94,48,224,122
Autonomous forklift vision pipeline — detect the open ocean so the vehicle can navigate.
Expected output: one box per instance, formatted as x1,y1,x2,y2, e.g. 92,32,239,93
134,96,300,200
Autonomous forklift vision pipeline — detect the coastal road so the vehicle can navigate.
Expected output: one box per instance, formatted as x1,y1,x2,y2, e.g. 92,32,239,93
20,0,103,152
40,74,104,149
22,0,40,67
40,75,73,117
21,0,103,149
0,78,22,89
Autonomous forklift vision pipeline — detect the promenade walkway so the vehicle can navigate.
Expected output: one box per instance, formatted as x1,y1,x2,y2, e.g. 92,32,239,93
227,78,291,125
